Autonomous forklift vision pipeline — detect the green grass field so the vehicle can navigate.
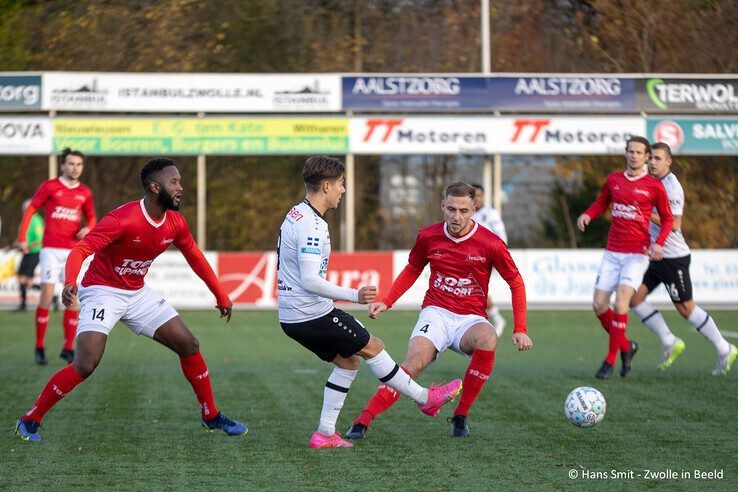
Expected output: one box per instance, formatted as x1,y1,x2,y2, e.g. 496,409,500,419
1,309,736,490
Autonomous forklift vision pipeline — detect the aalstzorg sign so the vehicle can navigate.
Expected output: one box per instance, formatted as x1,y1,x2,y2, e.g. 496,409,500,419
0,75,42,110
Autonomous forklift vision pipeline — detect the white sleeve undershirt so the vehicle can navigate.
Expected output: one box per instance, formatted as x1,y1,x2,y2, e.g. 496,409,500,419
298,256,359,303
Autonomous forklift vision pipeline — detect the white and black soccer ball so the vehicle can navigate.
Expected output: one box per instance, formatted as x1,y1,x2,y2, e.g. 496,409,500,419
564,386,606,428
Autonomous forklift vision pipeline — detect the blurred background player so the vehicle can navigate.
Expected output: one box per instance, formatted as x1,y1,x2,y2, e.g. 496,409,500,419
277,156,462,449
630,143,737,375
15,157,245,442
577,136,673,379
17,148,96,365
15,199,44,312
472,183,508,335
346,182,531,439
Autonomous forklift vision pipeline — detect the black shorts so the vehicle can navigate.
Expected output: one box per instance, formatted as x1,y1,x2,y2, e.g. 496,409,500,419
642,255,693,303
281,308,371,362
18,253,40,277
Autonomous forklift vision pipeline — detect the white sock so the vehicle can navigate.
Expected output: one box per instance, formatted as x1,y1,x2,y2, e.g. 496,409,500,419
688,306,730,356
317,367,357,436
365,350,428,404
632,301,677,349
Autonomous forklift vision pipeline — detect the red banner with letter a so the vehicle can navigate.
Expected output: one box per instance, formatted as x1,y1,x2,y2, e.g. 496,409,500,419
217,251,394,308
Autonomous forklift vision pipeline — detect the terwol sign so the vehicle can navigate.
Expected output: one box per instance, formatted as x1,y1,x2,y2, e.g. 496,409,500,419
638,78,738,112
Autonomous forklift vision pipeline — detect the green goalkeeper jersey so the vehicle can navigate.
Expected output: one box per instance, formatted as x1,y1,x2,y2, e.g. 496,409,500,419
26,213,44,254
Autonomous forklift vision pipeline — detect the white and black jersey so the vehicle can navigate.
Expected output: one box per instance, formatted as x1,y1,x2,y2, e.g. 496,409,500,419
473,206,508,244
277,199,358,323
650,172,690,259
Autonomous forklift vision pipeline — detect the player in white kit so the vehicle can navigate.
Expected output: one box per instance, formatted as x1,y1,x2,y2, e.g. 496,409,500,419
278,156,462,449
630,143,737,375
471,184,508,335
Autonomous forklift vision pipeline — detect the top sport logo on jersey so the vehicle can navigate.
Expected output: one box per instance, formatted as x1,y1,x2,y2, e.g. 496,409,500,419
50,205,81,222
432,273,483,297
114,259,153,276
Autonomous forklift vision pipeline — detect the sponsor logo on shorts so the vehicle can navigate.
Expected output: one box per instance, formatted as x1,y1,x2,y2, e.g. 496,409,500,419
300,246,321,255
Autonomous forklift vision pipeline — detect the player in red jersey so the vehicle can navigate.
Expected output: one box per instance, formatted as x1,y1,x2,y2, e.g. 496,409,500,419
17,148,96,365
345,182,532,439
15,158,246,442
577,136,674,380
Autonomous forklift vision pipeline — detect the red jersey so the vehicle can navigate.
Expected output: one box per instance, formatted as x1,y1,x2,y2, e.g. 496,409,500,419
19,177,96,249
584,171,673,254
65,199,229,307
384,221,528,333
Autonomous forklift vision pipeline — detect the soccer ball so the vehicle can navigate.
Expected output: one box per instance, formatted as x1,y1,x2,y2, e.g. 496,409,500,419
564,386,606,428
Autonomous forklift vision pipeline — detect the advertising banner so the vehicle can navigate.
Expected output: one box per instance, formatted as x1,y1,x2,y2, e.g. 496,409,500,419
0,117,52,154
42,73,342,112
392,249,738,308
0,74,42,110
343,76,493,111
637,78,738,113
490,116,645,154
138,252,219,308
349,116,644,155
490,76,636,111
349,116,495,154
1,249,735,309
217,251,394,308
648,118,738,155
53,117,348,155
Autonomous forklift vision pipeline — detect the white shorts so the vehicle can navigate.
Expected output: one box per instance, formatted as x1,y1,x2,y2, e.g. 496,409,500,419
77,285,178,338
410,306,492,357
595,251,650,292
39,247,71,285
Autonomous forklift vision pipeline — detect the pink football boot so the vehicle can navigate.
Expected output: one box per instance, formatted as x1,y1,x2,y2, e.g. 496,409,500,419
418,379,463,416
309,432,354,448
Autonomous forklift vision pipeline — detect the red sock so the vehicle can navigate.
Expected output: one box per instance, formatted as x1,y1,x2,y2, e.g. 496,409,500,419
596,309,613,333
606,313,630,364
354,366,412,428
454,349,495,417
179,352,219,420
24,364,85,423
63,309,79,351
614,312,631,352
35,307,49,350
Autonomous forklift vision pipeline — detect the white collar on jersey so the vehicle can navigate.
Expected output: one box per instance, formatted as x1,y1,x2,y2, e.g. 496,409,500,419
443,221,478,243
623,170,648,182
58,176,81,189
139,198,166,228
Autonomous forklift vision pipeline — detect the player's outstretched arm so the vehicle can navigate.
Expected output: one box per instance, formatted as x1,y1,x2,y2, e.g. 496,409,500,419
217,300,233,323
512,332,533,351
578,177,612,232
368,301,388,319
16,203,40,253
176,237,232,321
358,286,377,304
576,213,591,232
62,283,78,308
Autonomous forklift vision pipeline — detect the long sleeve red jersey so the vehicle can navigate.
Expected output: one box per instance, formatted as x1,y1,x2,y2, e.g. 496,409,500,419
64,199,229,307
584,171,673,254
18,177,96,249
383,221,527,333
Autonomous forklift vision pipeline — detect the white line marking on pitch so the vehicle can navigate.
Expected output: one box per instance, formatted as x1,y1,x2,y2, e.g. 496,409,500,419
720,331,738,338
